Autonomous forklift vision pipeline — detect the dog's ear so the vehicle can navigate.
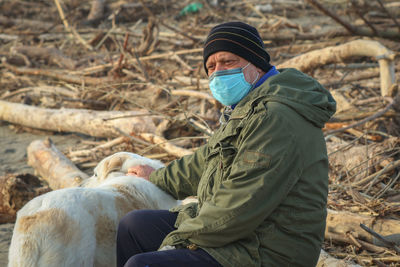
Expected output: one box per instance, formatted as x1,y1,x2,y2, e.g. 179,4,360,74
100,154,132,180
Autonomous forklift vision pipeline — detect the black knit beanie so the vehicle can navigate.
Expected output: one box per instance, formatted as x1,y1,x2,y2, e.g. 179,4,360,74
203,21,272,74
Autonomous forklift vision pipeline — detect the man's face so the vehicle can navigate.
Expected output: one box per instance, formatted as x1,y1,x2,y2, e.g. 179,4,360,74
205,51,262,84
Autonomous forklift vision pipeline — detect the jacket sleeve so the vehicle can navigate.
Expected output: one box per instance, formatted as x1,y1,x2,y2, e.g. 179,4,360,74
149,144,208,200
161,108,304,248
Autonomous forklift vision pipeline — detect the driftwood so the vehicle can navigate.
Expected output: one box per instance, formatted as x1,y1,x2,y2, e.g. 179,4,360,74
1,1,399,265
27,138,89,189
139,133,194,158
2,62,111,85
0,173,50,223
326,209,400,245
0,100,158,138
278,39,396,97
305,0,400,40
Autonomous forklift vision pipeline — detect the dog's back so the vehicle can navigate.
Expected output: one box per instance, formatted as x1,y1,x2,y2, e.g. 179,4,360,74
8,152,180,267
8,177,178,267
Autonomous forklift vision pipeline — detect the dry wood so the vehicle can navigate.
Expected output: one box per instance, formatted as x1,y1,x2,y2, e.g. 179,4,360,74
321,68,380,88
0,15,54,31
278,39,396,97
79,48,203,75
325,92,399,135
13,46,77,70
305,0,400,40
0,100,158,138
1,1,400,265
27,138,89,189
326,209,400,244
68,136,129,159
260,26,400,42
2,62,110,85
325,232,386,254
352,159,400,187
170,89,216,105
0,86,78,100
54,0,69,29
139,133,193,158
305,0,357,34
317,249,361,267
87,0,105,21
0,173,50,223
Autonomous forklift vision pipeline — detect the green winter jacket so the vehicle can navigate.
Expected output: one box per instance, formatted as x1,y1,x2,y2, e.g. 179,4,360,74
149,68,336,267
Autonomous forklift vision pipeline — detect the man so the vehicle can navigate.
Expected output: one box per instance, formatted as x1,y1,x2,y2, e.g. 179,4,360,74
117,21,336,267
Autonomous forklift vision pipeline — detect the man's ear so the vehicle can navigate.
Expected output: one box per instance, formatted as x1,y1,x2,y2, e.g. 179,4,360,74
255,66,264,75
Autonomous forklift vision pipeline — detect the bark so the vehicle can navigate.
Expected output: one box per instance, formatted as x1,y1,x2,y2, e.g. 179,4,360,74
0,173,50,223
27,138,89,189
0,100,158,138
278,39,396,97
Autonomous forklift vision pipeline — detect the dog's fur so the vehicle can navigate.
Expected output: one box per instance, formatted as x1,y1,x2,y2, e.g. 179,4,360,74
8,152,182,267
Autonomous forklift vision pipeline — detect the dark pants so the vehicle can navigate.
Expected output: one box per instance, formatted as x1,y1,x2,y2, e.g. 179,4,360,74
116,209,222,267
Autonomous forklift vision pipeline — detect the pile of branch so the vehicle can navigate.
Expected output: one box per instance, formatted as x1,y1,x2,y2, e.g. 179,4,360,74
0,0,399,266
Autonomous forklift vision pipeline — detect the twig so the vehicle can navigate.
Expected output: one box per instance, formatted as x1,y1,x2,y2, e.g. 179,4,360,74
326,232,385,253
350,1,378,36
139,133,194,158
54,0,69,29
325,96,397,135
305,0,357,34
132,49,150,82
2,62,112,85
53,0,93,50
360,223,400,253
68,136,128,158
372,171,400,200
170,89,216,104
351,159,400,187
109,32,130,78
159,20,201,43
376,0,400,32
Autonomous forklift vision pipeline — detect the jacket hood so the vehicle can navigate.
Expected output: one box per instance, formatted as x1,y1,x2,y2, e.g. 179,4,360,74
243,68,336,128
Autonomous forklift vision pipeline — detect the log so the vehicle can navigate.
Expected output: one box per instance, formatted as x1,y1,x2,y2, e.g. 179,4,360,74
278,39,396,97
326,209,400,244
0,173,50,223
0,100,158,138
27,138,89,189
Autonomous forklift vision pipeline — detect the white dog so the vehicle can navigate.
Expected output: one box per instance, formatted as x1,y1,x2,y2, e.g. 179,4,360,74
8,152,184,267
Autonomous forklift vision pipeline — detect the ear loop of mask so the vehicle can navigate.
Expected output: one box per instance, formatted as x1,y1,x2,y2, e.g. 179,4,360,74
242,62,259,86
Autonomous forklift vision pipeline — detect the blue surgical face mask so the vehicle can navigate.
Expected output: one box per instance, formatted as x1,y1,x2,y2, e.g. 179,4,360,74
209,63,259,106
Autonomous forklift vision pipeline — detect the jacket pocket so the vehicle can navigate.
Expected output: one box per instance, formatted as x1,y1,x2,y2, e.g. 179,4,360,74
170,202,198,228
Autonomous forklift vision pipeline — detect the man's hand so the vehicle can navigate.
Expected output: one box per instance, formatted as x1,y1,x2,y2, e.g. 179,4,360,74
127,165,155,181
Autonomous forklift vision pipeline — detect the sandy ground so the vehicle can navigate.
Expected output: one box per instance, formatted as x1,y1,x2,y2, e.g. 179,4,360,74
0,123,93,266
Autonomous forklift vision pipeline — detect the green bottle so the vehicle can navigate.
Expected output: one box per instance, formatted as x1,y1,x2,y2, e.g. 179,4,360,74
178,2,203,17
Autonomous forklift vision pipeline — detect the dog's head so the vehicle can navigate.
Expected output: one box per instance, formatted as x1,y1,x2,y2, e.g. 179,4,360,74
83,152,164,187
